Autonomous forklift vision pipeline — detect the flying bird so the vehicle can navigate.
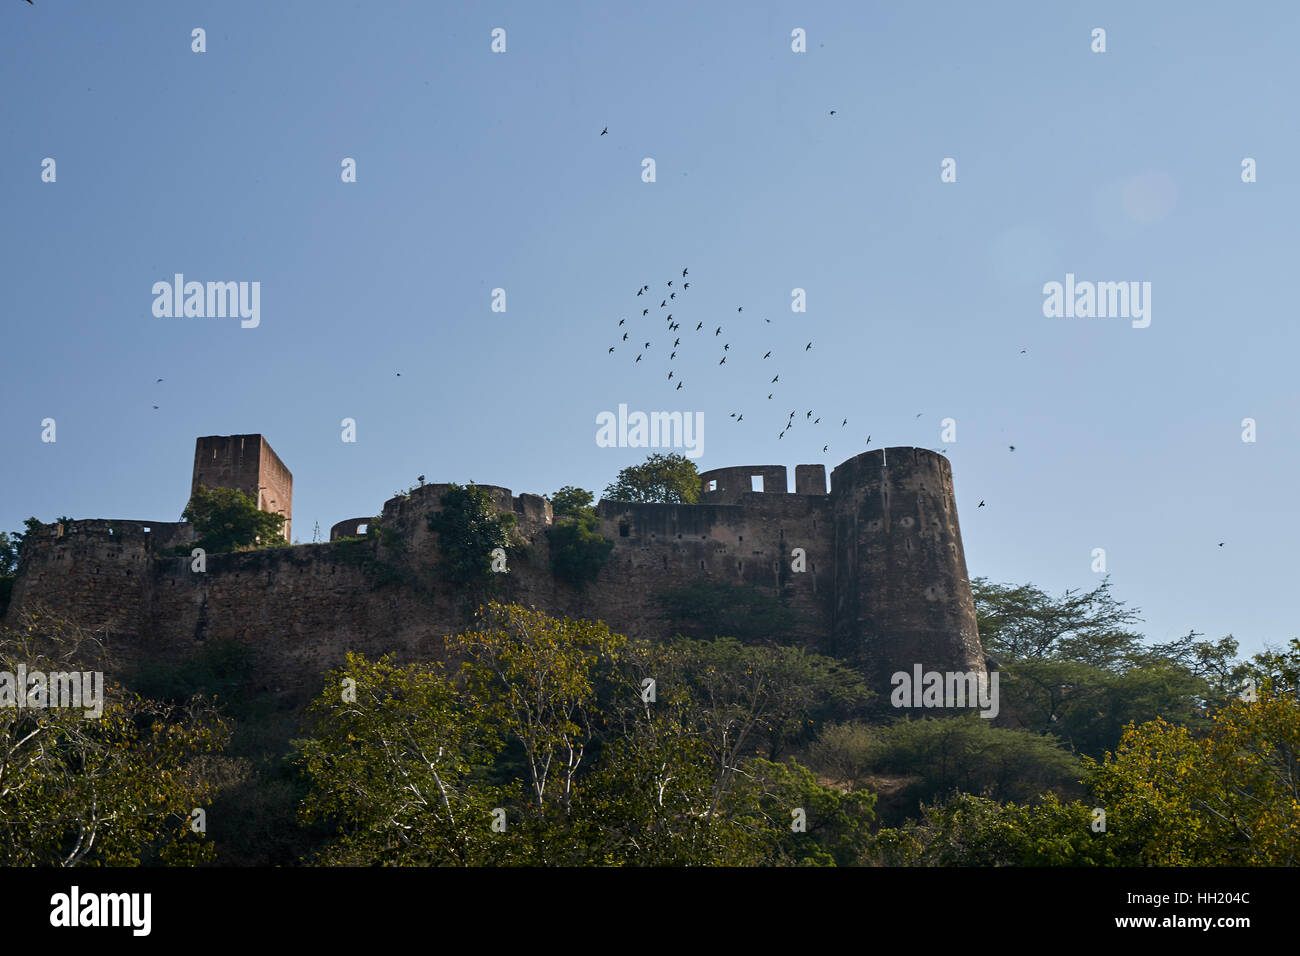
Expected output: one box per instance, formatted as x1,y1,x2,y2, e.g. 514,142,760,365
660,300,666,307
642,309,649,316
637,289,643,296
723,343,729,351
829,110,836,116
673,338,680,347
619,318,625,326
670,351,677,359
152,404,159,409
1009,445,1015,452
622,332,628,341
737,415,743,422
676,381,683,390
763,351,771,359
635,355,642,363
805,342,813,350
682,268,688,277
396,372,401,376
737,307,743,312
715,327,722,336
601,127,608,135
814,418,820,424
771,375,779,383
865,435,871,445
730,413,736,418
841,419,847,426
696,322,703,330
670,292,676,299
806,411,812,419
978,500,985,508
768,393,773,400
667,281,672,287
608,347,615,354
683,282,690,289
823,445,828,452
668,371,673,380
1218,542,1224,547
155,378,163,383
719,356,726,365
644,342,651,348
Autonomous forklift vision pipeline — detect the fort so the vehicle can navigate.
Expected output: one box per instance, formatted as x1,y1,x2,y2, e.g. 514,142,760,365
4,435,987,704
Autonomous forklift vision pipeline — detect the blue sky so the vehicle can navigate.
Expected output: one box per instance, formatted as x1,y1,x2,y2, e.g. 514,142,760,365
2,1,1296,658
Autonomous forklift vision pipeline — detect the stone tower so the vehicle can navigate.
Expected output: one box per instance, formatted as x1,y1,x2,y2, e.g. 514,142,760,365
830,447,985,697
191,434,293,541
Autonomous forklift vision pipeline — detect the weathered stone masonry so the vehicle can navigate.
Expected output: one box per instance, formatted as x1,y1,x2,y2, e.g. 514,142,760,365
5,440,985,702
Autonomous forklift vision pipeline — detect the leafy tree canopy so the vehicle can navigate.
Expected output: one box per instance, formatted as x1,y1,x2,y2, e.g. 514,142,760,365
182,485,287,554
602,452,700,504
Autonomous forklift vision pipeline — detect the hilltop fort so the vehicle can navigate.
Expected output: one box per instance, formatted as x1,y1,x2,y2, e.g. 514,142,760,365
4,434,987,702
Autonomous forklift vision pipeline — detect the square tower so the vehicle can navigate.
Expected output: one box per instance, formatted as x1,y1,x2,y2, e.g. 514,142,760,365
191,434,293,541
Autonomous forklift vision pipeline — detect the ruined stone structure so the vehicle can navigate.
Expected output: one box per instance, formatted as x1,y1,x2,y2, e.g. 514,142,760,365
192,435,293,541
5,439,985,704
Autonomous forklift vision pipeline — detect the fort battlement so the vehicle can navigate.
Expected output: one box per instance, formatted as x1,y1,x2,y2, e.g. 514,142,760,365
5,442,985,702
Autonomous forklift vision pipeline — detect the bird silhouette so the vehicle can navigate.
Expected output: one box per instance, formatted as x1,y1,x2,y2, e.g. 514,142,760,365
696,322,703,330
622,332,628,341
1020,348,1026,354
152,404,159,409
667,281,672,287
771,375,779,383
660,300,666,307
418,475,425,483
763,351,771,359
730,412,736,418
779,431,784,439
805,342,813,351
683,282,690,289
673,338,680,347
915,413,922,418
814,418,820,424
736,415,743,422
682,268,688,277
841,419,847,426
676,381,683,390
719,356,726,365
644,342,650,348
1009,445,1015,452
635,355,642,363
806,411,812,419
829,110,836,116
618,318,625,326
823,445,828,452
670,292,676,299
866,435,871,445
670,351,677,359
768,393,773,400
155,377,163,383
608,347,615,354
637,289,643,296
396,372,401,377
1218,542,1224,547
723,343,729,351
601,127,608,135
667,314,672,322
715,327,722,336
642,309,649,316
978,500,985,508
668,371,674,380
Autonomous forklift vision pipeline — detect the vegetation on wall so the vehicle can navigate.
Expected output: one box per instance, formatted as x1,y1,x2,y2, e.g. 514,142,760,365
602,452,701,504
426,483,515,589
182,485,288,554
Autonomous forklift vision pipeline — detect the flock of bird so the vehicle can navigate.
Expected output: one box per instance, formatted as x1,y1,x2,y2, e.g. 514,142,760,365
606,267,859,451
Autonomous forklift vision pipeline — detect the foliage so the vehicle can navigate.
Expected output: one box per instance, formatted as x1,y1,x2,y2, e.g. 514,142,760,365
862,715,1082,809
296,652,507,865
426,483,515,590
0,611,228,865
548,486,595,520
182,485,287,554
602,452,701,503
545,510,614,590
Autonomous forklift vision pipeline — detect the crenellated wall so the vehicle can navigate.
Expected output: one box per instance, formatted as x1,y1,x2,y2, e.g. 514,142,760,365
6,451,984,703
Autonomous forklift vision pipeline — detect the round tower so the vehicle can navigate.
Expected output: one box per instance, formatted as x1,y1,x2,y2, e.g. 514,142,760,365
830,447,985,699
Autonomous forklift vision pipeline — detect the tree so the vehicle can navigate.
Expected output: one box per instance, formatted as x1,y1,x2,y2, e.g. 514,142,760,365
0,609,228,865
546,514,614,590
426,483,515,589
548,486,594,520
296,652,507,865
182,485,287,554
602,452,701,503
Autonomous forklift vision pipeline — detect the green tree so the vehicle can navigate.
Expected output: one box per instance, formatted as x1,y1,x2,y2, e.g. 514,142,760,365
296,652,508,865
0,611,228,865
426,483,515,589
602,452,701,503
546,514,614,590
182,485,287,554
548,486,595,520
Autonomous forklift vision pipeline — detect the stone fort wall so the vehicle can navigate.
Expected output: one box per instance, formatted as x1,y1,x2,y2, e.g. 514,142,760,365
5,449,984,703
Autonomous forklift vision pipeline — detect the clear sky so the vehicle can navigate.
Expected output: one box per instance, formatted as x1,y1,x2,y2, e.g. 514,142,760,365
2,1,1296,658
